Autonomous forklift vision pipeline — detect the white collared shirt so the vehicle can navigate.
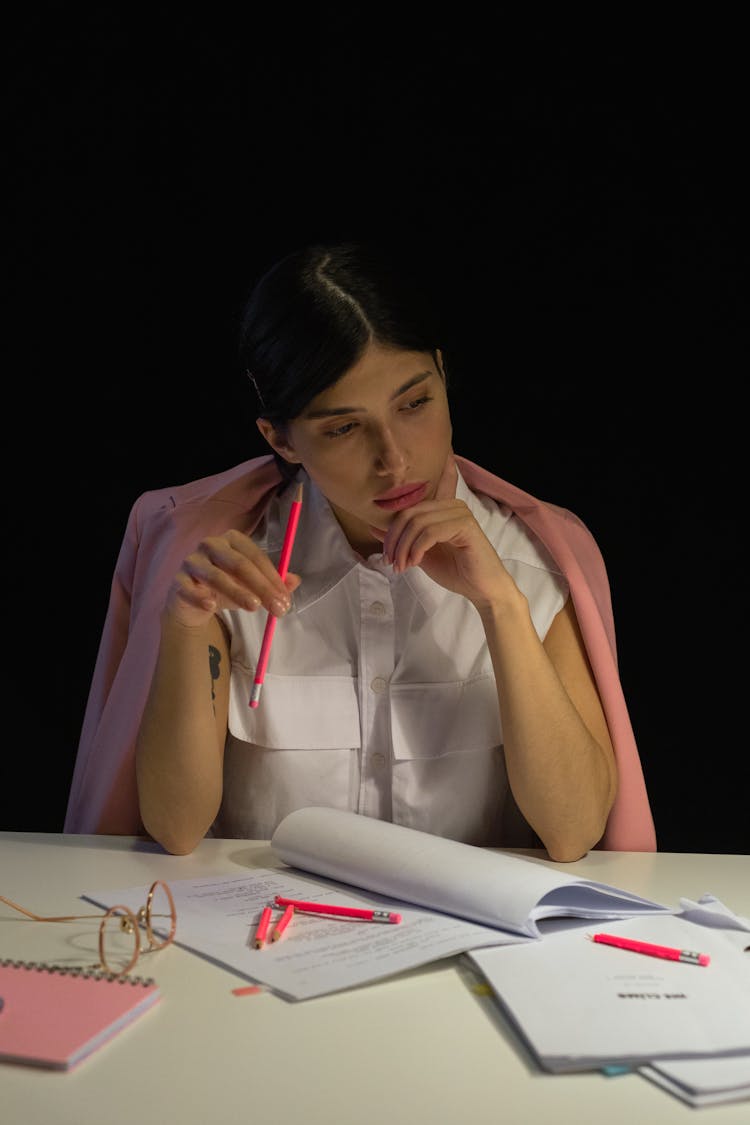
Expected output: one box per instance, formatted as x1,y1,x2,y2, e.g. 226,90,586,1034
216,467,568,845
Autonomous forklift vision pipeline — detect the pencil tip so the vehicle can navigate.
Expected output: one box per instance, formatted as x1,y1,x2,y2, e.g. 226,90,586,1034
295,483,304,501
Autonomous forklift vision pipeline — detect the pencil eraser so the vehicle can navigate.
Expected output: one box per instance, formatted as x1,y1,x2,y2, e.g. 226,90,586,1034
249,683,262,709
389,912,402,924
698,953,710,966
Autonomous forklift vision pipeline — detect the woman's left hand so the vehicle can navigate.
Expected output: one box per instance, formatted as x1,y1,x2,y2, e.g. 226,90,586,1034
369,453,515,609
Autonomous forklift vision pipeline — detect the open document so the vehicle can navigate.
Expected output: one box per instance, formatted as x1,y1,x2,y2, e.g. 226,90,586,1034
83,807,673,1001
269,806,672,936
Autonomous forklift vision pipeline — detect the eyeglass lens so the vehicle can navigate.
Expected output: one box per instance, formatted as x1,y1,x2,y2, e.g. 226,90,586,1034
100,906,141,976
145,881,177,948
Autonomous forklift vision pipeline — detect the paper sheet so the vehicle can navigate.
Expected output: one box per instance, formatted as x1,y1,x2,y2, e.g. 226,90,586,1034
83,868,526,1001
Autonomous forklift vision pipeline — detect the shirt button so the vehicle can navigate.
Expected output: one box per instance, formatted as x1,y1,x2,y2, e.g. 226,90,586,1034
370,676,388,694
369,601,386,616
371,752,385,769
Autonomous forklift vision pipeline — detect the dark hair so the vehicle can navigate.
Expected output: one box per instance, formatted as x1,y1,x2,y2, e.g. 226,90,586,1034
239,242,445,477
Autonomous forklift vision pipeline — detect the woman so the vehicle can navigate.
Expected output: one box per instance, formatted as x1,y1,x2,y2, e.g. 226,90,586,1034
65,243,656,858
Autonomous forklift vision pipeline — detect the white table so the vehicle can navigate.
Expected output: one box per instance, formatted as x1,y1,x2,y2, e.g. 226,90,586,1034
1,831,748,1125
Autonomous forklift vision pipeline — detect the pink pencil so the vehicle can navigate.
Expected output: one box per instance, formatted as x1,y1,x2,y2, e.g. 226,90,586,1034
253,906,273,949
249,483,303,708
271,904,295,942
591,932,710,966
274,896,402,924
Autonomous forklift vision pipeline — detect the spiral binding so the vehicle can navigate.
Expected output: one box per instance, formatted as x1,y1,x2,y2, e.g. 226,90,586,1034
0,957,155,986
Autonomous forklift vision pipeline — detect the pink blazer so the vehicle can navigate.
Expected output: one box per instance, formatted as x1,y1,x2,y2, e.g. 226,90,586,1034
64,454,657,850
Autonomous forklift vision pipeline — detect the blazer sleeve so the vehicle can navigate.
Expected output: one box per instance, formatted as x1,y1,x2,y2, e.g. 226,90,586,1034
64,457,281,834
64,491,152,833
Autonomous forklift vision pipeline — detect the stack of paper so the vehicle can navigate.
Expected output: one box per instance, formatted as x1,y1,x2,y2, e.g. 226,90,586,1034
465,905,750,1106
639,1055,750,1108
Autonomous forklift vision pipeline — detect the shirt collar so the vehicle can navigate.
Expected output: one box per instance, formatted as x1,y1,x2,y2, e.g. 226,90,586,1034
259,472,360,613
261,466,486,615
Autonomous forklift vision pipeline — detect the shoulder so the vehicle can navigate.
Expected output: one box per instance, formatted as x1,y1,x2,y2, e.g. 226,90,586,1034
109,456,285,619
456,455,588,531
115,456,284,583
456,454,609,590
130,455,282,522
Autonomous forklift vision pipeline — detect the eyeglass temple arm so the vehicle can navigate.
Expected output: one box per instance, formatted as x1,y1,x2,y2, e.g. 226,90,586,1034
0,894,105,923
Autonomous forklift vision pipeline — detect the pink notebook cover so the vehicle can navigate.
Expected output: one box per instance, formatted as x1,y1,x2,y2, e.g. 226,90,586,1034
0,960,161,1071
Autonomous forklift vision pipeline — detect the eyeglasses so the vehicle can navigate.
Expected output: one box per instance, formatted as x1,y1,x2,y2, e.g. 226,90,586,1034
0,880,177,978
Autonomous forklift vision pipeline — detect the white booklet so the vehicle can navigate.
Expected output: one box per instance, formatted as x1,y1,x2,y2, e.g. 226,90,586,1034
270,806,672,937
465,912,750,1072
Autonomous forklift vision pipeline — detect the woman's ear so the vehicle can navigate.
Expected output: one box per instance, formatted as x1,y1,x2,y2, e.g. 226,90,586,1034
256,418,302,464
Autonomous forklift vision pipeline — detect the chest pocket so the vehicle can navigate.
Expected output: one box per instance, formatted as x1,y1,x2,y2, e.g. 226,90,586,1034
389,676,502,761
388,677,506,843
227,669,361,750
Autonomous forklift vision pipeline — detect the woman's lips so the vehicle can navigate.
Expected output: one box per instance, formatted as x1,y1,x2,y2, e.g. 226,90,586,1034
373,482,429,512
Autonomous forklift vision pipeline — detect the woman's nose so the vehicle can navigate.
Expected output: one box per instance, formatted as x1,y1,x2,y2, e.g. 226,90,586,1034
373,427,407,474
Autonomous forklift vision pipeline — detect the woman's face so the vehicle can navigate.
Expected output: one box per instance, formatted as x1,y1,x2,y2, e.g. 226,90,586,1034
258,341,453,556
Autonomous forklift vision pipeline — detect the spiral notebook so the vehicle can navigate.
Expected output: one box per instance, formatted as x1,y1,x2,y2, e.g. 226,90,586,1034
0,959,161,1071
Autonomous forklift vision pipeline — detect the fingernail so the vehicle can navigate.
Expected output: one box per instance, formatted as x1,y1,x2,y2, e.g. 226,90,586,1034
271,597,290,616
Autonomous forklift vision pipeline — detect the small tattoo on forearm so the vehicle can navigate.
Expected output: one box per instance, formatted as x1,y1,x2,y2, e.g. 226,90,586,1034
208,645,221,712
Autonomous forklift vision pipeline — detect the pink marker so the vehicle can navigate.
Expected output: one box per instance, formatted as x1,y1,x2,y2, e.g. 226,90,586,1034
592,932,710,966
274,896,402,924
249,483,303,708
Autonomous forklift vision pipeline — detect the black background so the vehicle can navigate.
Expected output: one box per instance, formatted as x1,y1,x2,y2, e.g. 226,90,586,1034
5,16,745,852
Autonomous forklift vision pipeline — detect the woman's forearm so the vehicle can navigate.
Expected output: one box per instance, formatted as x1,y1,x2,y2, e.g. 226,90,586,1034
479,594,617,861
135,613,230,854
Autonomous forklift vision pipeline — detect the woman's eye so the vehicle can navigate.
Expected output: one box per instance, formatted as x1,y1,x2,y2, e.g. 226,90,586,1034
322,395,432,438
324,421,358,439
403,394,432,411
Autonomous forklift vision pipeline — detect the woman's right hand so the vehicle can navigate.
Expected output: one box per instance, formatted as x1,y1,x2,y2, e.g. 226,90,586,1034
164,529,301,628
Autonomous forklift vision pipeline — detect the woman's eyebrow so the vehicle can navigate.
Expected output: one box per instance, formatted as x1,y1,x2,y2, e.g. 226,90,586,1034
303,371,434,420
